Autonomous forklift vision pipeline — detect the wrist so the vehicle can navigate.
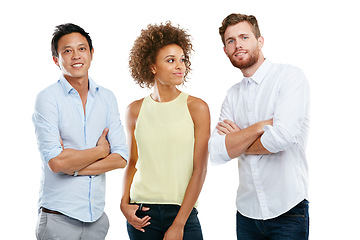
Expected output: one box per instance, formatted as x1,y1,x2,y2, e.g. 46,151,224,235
96,145,109,159
172,217,187,228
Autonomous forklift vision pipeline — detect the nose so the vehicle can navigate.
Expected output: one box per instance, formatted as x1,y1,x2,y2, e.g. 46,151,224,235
235,40,243,50
175,60,185,70
72,50,81,59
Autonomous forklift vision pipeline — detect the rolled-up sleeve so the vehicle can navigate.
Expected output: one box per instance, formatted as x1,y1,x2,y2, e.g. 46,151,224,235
208,91,234,164
106,92,129,161
261,67,310,153
32,90,63,164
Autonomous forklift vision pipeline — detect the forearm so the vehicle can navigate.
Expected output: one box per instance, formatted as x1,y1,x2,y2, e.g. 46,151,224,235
121,161,137,206
78,153,127,176
48,146,108,174
244,137,271,155
225,122,265,159
173,166,207,227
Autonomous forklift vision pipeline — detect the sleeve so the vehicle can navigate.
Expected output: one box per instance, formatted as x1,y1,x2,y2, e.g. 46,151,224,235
260,67,310,153
208,91,234,164
106,91,129,161
32,90,63,164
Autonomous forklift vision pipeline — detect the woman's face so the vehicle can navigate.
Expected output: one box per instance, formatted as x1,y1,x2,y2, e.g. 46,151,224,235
151,44,186,86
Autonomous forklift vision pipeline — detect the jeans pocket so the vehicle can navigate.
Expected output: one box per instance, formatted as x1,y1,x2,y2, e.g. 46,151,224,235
283,200,308,218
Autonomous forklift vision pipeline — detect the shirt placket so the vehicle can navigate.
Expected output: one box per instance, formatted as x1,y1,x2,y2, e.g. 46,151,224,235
247,79,270,219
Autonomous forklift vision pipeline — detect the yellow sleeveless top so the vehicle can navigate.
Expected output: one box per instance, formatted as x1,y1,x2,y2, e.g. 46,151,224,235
130,92,195,206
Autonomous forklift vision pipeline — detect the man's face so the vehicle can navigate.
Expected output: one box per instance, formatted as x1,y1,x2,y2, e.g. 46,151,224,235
223,21,263,70
53,32,93,82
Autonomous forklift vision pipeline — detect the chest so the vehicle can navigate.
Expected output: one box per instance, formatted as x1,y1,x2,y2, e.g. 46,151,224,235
57,94,108,149
232,80,279,128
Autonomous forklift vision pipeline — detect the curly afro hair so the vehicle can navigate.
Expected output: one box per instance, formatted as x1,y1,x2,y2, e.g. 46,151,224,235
129,21,193,88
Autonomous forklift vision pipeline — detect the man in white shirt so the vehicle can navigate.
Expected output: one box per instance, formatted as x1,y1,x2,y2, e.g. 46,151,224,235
208,13,310,239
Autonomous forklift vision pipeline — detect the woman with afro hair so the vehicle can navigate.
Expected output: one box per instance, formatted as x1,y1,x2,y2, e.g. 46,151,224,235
121,21,210,240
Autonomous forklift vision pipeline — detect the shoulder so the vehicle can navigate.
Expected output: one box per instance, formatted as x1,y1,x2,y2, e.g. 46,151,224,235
226,82,242,95
35,82,62,106
273,63,307,81
97,85,117,100
187,95,209,113
187,95,210,124
126,98,145,125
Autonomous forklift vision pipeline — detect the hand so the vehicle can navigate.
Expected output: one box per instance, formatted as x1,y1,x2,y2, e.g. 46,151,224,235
120,203,151,232
216,119,240,135
60,136,64,149
163,223,184,240
96,128,111,158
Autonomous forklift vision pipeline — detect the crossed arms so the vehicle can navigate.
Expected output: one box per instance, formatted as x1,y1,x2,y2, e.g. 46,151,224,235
216,119,272,158
49,128,127,176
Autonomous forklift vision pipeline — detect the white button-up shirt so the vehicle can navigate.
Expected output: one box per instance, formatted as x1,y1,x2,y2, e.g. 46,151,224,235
208,59,310,220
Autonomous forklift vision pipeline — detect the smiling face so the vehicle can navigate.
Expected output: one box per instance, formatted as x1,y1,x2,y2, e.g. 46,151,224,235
53,32,93,82
151,44,186,86
223,21,264,75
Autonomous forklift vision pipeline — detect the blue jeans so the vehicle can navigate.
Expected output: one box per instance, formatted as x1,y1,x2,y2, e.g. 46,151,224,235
127,204,203,240
236,199,309,240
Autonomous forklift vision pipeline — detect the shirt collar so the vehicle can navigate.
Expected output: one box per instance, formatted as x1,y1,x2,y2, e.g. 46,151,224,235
242,59,272,85
59,75,99,95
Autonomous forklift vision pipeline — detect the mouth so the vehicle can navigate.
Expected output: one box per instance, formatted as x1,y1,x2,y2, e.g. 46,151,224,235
235,51,247,57
173,72,184,77
72,63,84,68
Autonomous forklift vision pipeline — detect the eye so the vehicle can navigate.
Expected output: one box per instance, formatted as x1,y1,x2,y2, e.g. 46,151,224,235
180,58,186,63
167,59,174,63
243,36,249,40
79,47,86,51
227,39,234,44
63,49,71,54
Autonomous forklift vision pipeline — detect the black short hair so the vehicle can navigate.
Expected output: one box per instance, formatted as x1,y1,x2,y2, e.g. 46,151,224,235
51,23,93,57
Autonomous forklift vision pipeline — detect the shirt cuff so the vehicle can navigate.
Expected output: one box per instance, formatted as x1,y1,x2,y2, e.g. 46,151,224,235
44,147,63,164
209,134,231,165
261,125,292,153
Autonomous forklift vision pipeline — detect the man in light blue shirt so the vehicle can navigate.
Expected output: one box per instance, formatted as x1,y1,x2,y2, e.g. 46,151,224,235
33,23,128,240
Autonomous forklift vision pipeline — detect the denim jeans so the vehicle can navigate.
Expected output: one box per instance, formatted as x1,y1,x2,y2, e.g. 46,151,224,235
236,199,309,240
127,204,203,240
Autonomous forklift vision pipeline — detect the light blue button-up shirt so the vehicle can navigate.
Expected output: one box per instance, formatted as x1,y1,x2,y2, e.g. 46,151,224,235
33,75,129,222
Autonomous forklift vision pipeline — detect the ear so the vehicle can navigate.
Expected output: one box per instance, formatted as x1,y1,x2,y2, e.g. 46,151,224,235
150,64,156,75
223,45,228,56
90,48,94,60
258,36,264,50
53,56,60,67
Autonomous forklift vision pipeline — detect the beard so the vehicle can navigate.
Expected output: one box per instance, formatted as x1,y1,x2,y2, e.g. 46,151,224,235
229,50,259,70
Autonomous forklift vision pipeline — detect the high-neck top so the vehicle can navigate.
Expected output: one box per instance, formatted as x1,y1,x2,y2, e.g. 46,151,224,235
130,92,196,206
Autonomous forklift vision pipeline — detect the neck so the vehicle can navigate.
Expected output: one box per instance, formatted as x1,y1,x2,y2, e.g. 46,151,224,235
151,81,181,103
241,54,265,77
64,75,89,95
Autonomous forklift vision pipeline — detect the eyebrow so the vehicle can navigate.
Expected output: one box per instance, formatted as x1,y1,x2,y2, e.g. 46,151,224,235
163,54,185,59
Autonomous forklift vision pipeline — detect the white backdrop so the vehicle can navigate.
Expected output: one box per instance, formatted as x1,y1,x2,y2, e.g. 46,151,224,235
1,0,359,239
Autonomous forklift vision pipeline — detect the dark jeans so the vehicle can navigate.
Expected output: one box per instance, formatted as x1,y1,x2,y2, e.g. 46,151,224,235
127,204,203,240
237,199,309,240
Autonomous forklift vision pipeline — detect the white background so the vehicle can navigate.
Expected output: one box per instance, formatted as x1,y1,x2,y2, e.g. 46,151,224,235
1,0,359,239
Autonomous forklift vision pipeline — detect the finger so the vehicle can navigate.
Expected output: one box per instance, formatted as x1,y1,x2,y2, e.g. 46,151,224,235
140,216,151,226
218,121,233,131
60,136,64,149
102,128,109,137
216,124,230,134
141,206,150,212
217,130,225,135
224,120,240,130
